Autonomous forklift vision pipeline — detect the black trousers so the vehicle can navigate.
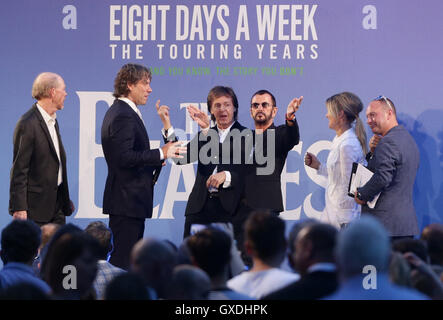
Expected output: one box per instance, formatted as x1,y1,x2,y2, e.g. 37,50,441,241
34,186,66,227
183,193,232,239
109,214,145,270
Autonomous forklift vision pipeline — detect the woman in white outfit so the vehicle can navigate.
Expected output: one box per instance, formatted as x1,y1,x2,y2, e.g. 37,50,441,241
305,92,367,229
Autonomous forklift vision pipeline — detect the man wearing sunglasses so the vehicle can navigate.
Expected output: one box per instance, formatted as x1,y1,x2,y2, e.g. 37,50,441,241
354,96,419,240
232,90,303,265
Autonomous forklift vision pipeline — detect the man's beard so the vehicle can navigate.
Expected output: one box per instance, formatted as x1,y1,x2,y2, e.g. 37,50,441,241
254,112,271,125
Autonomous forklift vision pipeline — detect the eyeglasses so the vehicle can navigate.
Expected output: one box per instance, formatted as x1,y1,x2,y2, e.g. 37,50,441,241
213,103,233,110
373,95,394,111
251,102,273,109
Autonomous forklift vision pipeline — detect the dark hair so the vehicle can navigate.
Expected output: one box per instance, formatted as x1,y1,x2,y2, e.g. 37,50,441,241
421,225,443,265
39,223,83,277
299,223,338,261
113,63,152,98
42,231,100,295
186,227,232,278
287,219,318,255
207,86,239,122
250,89,277,107
84,221,113,260
1,220,41,264
245,211,286,264
392,239,429,263
105,273,152,300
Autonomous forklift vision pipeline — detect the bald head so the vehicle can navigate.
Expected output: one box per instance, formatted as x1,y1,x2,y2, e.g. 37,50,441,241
366,99,398,136
32,72,63,100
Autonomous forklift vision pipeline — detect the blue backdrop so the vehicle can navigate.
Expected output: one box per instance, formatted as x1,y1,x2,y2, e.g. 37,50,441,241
1,0,442,249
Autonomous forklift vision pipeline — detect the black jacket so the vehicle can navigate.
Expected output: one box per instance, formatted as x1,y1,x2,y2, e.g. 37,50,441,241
243,119,300,212
9,104,71,222
101,99,162,219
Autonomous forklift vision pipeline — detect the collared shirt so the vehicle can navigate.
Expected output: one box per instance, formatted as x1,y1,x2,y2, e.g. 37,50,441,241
208,123,234,191
317,128,365,227
0,262,51,294
162,124,232,191
36,104,62,186
118,97,164,160
93,260,125,300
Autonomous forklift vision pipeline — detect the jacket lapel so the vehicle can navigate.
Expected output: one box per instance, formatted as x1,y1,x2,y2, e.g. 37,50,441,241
33,105,60,162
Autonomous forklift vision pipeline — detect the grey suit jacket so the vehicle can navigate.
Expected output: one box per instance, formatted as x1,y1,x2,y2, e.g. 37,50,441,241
358,125,419,236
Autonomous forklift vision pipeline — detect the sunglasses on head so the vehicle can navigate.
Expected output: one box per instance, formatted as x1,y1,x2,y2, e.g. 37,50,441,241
373,95,394,111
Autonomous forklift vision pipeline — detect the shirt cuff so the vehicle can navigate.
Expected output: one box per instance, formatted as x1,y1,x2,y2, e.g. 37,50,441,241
222,171,231,188
161,126,175,139
159,148,164,161
317,163,328,177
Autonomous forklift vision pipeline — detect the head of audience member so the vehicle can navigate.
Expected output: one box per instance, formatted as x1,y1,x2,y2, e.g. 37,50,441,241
42,231,100,299
40,223,60,252
287,219,318,272
39,224,83,275
389,251,412,287
1,220,41,266
325,92,367,154
186,227,232,288
130,237,177,299
84,221,113,261
207,86,239,129
32,72,67,114
335,216,391,281
421,223,443,266
0,282,50,300
176,238,193,265
167,265,211,300
291,223,338,277
104,272,152,300
392,239,429,264
33,223,61,275
410,263,442,299
250,89,277,130
366,95,398,136
113,63,152,106
244,211,287,269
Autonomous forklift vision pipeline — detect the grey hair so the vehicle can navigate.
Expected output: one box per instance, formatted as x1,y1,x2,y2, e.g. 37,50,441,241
31,72,62,100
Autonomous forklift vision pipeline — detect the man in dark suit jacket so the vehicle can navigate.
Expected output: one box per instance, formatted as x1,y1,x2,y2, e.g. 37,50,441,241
355,96,420,239
156,86,250,238
262,223,338,300
101,64,183,269
233,90,303,262
9,72,73,225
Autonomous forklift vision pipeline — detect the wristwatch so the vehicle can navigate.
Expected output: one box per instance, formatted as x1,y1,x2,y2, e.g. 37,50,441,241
356,191,364,201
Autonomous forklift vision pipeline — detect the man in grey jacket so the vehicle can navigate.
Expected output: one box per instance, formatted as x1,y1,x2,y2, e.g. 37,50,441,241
355,96,419,239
